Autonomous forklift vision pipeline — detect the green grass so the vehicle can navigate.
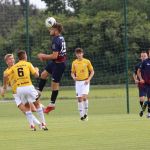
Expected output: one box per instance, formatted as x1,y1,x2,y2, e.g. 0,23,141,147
0,85,149,150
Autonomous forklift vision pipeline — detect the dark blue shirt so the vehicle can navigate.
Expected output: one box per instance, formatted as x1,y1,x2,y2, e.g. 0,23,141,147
140,58,150,84
51,35,67,62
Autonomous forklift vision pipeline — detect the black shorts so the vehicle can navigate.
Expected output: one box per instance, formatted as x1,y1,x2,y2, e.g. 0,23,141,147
138,86,147,97
45,61,66,83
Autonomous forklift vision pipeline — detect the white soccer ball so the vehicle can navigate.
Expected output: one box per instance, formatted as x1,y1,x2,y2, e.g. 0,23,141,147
45,17,56,28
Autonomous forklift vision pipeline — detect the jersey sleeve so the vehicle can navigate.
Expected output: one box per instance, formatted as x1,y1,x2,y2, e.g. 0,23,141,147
4,68,13,77
87,60,94,72
29,63,36,75
139,61,145,70
71,62,75,73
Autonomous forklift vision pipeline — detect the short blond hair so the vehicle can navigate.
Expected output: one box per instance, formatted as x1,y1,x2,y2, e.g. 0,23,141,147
4,54,14,61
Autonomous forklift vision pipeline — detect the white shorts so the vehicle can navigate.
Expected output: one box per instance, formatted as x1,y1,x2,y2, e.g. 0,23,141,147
13,94,22,107
75,81,90,97
16,85,38,105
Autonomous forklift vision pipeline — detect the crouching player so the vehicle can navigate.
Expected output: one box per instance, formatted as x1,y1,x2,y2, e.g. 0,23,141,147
138,50,150,118
71,48,94,121
3,51,48,130
133,51,148,111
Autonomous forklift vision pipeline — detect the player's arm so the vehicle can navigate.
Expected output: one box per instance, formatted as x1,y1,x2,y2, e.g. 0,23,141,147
137,68,144,84
85,60,94,85
29,63,39,78
85,69,94,85
1,72,9,97
71,62,77,81
133,73,138,84
37,52,58,61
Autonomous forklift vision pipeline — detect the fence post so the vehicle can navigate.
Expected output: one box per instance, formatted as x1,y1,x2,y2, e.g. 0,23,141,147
123,0,129,114
25,0,30,60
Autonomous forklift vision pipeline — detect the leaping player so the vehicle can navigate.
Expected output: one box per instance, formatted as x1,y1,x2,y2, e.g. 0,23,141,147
37,23,66,113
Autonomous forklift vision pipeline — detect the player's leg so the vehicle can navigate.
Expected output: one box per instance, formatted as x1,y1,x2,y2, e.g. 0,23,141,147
15,97,41,127
33,99,48,130
83,94,89,120
17,87,36,130
82,82,90,120
75,81,85,120
44,81,59,113
44,63,66,113
38,62,53,92
78,97,85,120
139,86,146,109
139,85,148,117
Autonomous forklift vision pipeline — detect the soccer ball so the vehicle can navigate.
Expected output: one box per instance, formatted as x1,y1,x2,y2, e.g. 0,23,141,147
45,17,56,28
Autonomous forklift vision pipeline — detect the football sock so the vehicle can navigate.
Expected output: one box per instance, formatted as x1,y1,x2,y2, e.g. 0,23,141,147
36,107,46,124
78,102,84,118
140,101,143,108
25,111,34,126
32,114,41,125
50,90,58,104
38,79,47,92
83,100,88,115
142,101,148,112
147,101,150,113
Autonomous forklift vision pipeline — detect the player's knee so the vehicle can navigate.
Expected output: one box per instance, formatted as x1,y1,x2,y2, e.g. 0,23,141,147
78,97,83,102
51,81,59,90
41,70,49,79
140,97,145,102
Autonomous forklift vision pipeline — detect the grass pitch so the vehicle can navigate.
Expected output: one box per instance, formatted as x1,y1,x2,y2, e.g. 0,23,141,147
0,86,150,150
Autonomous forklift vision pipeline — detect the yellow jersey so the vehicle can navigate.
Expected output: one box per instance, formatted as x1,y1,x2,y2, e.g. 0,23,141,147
6,60,36,88
71,58,94,80
3,67,17,94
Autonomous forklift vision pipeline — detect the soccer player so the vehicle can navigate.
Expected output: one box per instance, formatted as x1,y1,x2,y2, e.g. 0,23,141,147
37,23,66,113
133,51,148,110
71,48,94,121
138,50,150,117
3,51,47,130
1,54,48,130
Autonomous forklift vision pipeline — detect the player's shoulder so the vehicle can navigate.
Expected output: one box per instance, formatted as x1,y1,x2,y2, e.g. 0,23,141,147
3,67,9,74
83,58,91,63
135,62,142,68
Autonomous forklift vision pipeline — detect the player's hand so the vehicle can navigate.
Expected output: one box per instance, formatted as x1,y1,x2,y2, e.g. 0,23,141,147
0,87,5,97
135,79,139,84
140,79,145,84
34,67,39,72
85,79,90,85
73,77,77,81
37,53,46,62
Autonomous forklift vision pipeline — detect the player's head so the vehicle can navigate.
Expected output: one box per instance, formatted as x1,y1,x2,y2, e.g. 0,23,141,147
140,51,148,61
17,50,27,61
75,48,84,59
4,54,15,67
49,23,63,36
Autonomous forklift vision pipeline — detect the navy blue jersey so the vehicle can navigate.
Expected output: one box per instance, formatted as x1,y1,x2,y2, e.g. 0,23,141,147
139,58,150,84
51,35,66,62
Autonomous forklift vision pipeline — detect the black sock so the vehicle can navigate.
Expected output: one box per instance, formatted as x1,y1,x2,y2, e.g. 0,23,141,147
38,79,47,92
140,101,143,108
50,90,59,104
147,101,150,113
142,101,148,112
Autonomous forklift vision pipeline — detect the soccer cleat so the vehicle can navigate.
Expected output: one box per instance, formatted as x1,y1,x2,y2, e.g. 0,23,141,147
44,105,55,114
41,123,48,131
30,125,36,131
80,117,85,121
84,114,88,121
139,111,143,117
